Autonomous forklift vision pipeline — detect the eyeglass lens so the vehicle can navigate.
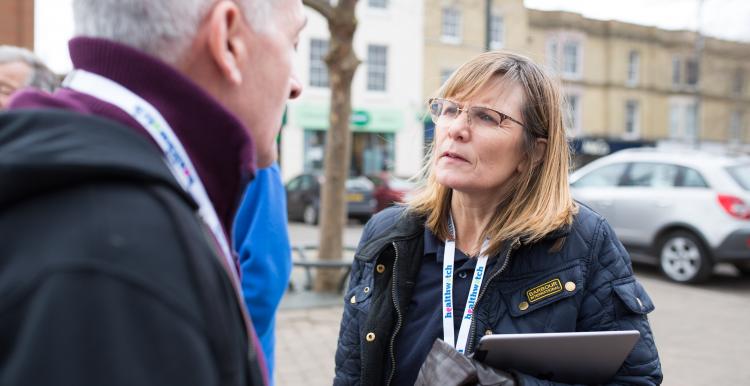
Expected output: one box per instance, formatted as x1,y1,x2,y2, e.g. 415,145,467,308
430,99,505,131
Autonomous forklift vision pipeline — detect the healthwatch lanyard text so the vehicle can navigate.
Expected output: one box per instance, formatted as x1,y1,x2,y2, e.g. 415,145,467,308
442,214,490,354
62,69,238,284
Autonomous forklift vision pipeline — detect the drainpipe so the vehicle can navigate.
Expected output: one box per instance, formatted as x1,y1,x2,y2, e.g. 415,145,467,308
485,0,492,51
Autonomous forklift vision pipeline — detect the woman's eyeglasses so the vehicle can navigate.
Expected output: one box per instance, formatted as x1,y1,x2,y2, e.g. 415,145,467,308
428,98,526,133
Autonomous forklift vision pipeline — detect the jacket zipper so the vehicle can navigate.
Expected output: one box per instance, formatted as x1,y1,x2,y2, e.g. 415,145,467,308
466,238,521,353
385,241,402,386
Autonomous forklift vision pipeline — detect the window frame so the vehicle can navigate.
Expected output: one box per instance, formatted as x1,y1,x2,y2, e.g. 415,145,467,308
565,93,582,136
440,6,462,44
366,44,388,92
546,33,584,79
367,0,388,9
672,57,682,87
309,38,329,88
733,68,745,96
489,13,504,50
624,100,640,140
627,50,640,86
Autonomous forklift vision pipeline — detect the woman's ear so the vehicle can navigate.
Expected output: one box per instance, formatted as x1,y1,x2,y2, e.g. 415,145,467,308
531,138,547,167
206,0,245,85
517,138,548,173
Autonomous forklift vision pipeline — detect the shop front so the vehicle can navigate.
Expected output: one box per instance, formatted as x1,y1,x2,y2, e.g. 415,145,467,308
292,102,404,176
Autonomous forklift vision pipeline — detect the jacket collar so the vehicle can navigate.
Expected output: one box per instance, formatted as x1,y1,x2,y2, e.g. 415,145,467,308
8,37,254,236
355,211,425,262
0,110,193,209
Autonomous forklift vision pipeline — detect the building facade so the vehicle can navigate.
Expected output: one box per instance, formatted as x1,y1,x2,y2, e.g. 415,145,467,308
281,0,425,182
422,0,750,159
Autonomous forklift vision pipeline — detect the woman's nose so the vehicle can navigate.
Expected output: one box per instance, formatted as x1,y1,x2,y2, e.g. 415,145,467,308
446,109,471,141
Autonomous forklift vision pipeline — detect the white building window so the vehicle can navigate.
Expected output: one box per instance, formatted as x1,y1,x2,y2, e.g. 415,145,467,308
730,110,743,143
669,104,682,139
368,0,387,8
672,57,682,86
489,13,504,50
367,44,388,91
565,94,581,136
546,40,558,71
441,7,461,43
440,68,454,85
547,35,583,79
627,50,639,86
625,100,640,139
669,99,699,141
733,68,744,95
562,42,580,75
685,103,698,139
686,59,699,86
309,39,329,88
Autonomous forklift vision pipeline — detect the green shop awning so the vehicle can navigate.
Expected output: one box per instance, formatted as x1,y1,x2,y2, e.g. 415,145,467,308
293,102,404,133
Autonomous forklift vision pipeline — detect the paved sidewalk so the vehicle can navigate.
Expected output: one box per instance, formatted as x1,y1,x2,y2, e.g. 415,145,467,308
275,305,343,386
277,222,750,386
272,268,750,386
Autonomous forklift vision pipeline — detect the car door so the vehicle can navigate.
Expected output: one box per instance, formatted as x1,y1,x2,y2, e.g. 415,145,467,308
614,162,681,247
570,162,629,222
299,174,319,209
285,176,304,220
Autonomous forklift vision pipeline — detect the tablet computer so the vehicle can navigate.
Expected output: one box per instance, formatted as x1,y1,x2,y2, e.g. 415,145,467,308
474,330,640,384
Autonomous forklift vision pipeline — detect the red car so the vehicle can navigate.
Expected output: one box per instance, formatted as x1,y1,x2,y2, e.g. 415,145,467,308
367,173,417,212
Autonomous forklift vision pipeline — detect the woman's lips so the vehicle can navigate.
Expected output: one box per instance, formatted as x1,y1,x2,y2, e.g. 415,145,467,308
440,151,469,163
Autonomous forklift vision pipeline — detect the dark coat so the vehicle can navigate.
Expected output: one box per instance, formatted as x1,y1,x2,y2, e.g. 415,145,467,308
0,111,265,386
334,205,662,386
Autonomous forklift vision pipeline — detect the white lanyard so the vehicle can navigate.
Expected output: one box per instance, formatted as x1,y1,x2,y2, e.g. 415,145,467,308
62,69,238,283
442,215,490,354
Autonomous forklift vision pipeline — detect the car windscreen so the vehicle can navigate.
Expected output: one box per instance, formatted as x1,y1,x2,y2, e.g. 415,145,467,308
727,164,750,191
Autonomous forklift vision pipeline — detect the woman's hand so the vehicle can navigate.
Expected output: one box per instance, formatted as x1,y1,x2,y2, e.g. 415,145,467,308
415,339,517,386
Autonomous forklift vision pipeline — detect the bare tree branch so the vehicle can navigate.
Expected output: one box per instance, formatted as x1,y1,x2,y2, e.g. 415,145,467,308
302,0,334,21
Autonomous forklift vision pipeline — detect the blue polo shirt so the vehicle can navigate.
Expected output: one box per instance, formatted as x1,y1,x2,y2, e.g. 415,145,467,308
391,229,504,386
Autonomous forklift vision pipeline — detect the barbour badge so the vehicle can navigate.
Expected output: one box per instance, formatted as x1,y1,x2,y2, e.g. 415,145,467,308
526,278,563,303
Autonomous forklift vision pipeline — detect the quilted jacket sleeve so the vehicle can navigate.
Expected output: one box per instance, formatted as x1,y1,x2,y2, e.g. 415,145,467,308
333,215,381,386
514,218,663,386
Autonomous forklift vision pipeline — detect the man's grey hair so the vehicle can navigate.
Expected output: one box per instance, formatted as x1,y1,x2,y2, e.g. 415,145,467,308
73,0,274,65
0,45,59,92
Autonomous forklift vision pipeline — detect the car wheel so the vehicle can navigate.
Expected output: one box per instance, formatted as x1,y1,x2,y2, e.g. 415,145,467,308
303,204,318,225
732,262,750,276
658,230,713,283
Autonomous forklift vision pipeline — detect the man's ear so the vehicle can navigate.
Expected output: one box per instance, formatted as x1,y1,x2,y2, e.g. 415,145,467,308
206,0,247,85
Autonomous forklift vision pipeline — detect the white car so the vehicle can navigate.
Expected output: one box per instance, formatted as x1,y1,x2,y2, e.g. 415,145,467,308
570,148,750,283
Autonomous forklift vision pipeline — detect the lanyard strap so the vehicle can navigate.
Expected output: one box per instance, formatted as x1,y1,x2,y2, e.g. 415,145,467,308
62,69,238,284
442,215,490,354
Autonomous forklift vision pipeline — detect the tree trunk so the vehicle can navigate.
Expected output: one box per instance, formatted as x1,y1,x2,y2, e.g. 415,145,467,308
309,0,360,292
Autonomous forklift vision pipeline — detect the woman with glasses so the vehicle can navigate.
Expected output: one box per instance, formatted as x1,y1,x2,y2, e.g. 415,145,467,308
333,51,662,386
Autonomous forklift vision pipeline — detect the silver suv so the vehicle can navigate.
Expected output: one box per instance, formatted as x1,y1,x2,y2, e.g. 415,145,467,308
570,148,750,283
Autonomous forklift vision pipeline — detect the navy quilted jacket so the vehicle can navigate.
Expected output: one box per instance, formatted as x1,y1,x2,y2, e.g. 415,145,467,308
333,205,662,386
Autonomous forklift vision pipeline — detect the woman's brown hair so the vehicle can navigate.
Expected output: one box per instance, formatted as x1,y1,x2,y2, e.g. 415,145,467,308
408,50,577,256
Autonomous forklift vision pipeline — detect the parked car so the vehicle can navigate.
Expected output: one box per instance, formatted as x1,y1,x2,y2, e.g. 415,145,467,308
570,148,750,283
286,173,376,225
366,173,417,212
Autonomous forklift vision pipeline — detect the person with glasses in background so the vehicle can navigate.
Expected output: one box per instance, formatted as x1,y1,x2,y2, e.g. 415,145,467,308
0,45,58,109
333,51,662,386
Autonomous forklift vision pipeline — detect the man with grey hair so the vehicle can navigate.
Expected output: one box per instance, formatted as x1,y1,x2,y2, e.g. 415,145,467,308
0,0,305,385
0,45,58,109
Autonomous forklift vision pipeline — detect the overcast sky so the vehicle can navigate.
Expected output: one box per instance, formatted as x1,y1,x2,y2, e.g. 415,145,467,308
35,0,750,73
